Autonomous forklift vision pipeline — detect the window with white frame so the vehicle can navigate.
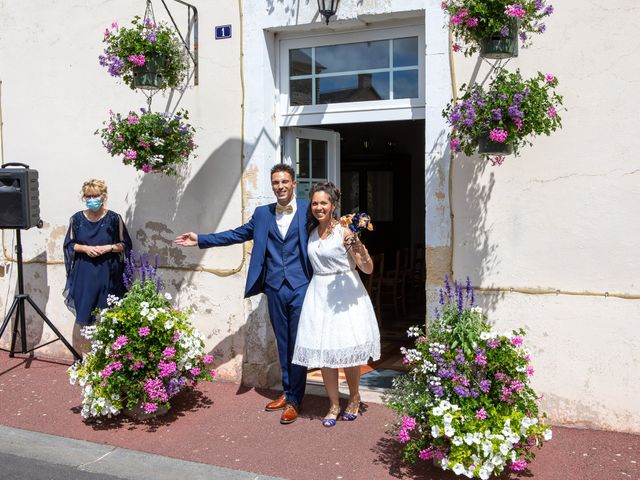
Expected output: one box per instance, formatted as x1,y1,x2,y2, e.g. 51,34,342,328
289,37,419,106
279,25,425,126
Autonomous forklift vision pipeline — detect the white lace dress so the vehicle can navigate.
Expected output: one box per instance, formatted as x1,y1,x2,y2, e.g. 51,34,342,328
292,224,381,368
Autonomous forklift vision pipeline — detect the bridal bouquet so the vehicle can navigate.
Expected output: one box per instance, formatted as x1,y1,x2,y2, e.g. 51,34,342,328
68,253,215,419
340,212,374,235
386,276,551,478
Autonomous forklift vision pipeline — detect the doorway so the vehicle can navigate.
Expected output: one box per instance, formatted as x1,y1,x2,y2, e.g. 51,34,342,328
284,120,425,391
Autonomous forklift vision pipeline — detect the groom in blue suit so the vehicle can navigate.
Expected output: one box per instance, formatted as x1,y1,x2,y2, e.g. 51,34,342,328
175,164,312,424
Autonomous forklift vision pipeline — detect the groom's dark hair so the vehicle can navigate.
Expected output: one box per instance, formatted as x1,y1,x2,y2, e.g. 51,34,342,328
270,163,296,181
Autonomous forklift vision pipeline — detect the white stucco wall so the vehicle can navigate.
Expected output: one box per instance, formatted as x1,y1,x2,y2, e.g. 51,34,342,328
2,0,638,434
450,1,640,432
0,0,250,381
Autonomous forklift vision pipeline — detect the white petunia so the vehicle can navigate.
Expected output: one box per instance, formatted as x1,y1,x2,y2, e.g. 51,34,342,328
452,436,463,446
432,406,444,416
443,413,453,424
490,455,504,467
439,399,452,411
543,429,553,440
444,425,455,437
140,301,149,308
164,292,172,300
431,425,441,438
499,443,510,456
479,465,493,480
164,320,174,330
481,440,493,457
480,331,491,340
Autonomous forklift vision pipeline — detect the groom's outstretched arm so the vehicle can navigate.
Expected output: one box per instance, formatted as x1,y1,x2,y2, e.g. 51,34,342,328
175,217,255,249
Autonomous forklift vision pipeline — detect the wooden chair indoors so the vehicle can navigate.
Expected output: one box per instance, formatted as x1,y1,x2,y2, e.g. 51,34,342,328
363,253,384,327
380,248,410,321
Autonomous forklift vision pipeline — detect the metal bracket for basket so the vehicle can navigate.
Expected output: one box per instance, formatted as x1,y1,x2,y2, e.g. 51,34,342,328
159,0,199,86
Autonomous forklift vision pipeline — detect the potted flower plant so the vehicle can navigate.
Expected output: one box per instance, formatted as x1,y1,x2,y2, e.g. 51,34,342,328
443,69,563,165
95,107,196,175
99,16,188,90
386,277,552,479
441,0,555,58
68,253,215,420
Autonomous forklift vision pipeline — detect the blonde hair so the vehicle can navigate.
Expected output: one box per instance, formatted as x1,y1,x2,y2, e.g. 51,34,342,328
81,179,108,201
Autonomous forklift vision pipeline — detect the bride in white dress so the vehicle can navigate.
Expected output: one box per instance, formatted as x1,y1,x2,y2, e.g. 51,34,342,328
292,182,380,427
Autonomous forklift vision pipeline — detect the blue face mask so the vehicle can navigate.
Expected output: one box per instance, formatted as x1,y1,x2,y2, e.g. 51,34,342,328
85,198,103,212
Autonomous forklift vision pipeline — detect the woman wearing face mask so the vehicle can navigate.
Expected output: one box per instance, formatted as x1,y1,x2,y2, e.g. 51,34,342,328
63,179,132,326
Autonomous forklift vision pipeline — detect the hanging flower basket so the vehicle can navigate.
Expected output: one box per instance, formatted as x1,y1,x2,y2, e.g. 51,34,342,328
95,108,197,175
479,19,519,59
132,53,167,90
99,16,187,91
443,70,563,164
478,133,514,155
442,1,554,56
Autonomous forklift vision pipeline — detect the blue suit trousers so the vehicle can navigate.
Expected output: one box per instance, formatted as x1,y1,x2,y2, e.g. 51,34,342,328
264,280,308,405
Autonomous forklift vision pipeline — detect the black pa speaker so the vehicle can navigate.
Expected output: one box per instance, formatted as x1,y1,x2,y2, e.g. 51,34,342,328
0,163,41,229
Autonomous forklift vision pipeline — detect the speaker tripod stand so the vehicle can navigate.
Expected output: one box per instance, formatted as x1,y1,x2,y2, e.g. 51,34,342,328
0,229,80,361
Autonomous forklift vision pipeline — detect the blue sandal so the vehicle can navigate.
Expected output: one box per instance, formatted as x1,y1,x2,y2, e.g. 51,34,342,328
341,396,362,421
322,405,341,428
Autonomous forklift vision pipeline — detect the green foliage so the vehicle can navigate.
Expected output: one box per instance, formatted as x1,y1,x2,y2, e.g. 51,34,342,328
100,16,187,90
385,279,552,478
442,0,554,56
443,70,564,160
68,280,215,419
95,108,196,175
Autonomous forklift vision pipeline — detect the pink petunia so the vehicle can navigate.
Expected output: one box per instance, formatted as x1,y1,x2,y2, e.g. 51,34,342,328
475,407,487,420
489,129,508,143
548,107,557,119
138,326,150,337
505,4,526,18
127,115,140,124
124,150,137,160
202,354,214,365
510,459,528,471
465,17,478,27
143,402,158,414
511,335,524,347
141,164,153,173
127,54,146,67
545,73,556,83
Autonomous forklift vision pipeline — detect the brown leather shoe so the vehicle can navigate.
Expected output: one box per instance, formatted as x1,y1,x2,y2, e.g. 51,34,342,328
280,403,299,424
265,394,287,412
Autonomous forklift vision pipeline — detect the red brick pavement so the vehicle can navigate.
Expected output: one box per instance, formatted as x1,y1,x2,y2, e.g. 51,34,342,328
0,352,638,480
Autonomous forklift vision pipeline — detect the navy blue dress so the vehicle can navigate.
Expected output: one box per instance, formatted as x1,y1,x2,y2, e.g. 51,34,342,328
63,210,132,325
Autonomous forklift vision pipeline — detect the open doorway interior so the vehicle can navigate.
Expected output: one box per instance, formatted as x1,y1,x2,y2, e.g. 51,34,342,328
285,119,426,391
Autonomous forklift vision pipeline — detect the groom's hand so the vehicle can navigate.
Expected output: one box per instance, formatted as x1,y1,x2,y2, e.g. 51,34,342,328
175,232,198,247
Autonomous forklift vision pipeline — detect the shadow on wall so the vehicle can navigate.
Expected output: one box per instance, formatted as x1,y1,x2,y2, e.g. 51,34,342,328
451,152,504,314
0,251,49,352
123,137,279,386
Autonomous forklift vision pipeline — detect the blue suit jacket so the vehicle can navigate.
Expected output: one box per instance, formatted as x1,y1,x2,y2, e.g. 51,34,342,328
197,199,312,298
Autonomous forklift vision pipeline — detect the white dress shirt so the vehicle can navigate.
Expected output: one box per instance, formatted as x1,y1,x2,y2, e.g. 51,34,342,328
275,198,297,239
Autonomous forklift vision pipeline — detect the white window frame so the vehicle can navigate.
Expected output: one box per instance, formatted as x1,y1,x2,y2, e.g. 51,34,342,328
277,25,425,127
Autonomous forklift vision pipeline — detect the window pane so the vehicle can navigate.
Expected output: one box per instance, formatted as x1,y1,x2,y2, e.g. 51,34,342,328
367,171,393,221
315,40,389,74
289,48,313,76
393,37,418,67
311,140,327,178
341,171,360,213
297,181,311,199
317,73,389,104
393,70,419,99
290,79,312,106
296,138,310,178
